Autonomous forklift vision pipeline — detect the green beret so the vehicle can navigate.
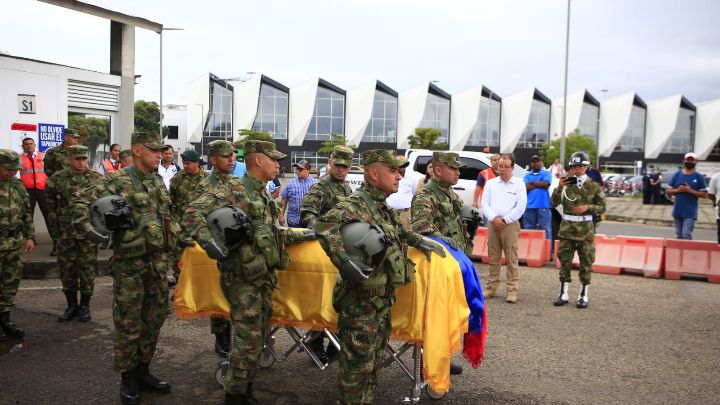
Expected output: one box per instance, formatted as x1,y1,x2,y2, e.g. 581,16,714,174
68,145,88,158
119,149,133,159
65,128,80,138
207,140,235,157
0,149,21,170
361,149,408,169
180,149,201,162
432,152,466,169
131,132,164,151
331,145,354,167
243,140,287,160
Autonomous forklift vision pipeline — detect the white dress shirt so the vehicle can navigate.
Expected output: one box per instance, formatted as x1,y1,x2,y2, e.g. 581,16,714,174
387,175,418,210
481,176,527,224
158,162,178,190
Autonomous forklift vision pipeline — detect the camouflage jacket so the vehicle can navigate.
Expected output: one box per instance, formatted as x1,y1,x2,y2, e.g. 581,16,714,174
411,178,469,252
316,182,424,290
300,175,352,227
0,178,34,250
169,169,209,220
551,179,606,241
71,166,181,259
46,168,104,240
43,144,71,178
182,173,303,285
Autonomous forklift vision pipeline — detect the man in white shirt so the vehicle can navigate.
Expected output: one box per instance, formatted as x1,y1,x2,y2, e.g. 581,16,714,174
708,171,720,243
157,145,180,190
480,154,527,303
386,156,416,230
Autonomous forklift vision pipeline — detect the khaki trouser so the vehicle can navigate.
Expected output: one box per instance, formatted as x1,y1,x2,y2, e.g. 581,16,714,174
487,221,520,294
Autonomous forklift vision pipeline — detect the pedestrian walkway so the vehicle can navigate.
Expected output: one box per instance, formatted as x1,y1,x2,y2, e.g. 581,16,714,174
605,197,716,229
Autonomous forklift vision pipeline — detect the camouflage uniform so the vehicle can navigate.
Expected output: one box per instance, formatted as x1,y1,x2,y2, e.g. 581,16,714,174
411,152,472,255
169,169,209,221
316,149,428,405
71,133,179,374
0,150,34,314
300,145,354,228
183,140,301,397
43,128,80,178
551,176,606,285
46,146,104,298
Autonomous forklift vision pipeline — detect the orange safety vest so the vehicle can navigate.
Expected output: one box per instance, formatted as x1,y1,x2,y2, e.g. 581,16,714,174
476,168,497,203
20,152,47,190
102,159,122,173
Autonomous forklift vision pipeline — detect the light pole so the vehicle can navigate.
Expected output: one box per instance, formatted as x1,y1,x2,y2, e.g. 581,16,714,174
559,0,572,168
159,27,184,141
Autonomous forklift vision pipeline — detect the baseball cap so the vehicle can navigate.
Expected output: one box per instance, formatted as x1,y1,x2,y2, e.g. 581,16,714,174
683,152,698,161
293,160,311,170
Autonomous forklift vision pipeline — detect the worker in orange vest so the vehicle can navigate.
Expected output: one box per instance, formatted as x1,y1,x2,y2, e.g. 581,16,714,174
97,143,122,175
473,153,500,209
20,137,49,245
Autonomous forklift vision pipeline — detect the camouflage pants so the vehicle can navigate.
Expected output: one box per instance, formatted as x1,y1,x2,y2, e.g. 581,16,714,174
111,254,169,372
0,248,22,312
336,295,393,405
557,239,595,285
220,271,272,394
57,239,98,296
211,316,230,334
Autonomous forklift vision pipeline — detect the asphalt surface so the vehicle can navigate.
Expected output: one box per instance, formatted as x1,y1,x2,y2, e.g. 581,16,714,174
2,261,719,405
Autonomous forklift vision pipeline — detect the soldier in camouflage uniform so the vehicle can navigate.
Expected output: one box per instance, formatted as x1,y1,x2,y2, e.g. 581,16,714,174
169,149,209,222
300,145,354,363
551,152,606,309
410,151,469,376
119,149,133,168
43,128,80,178
183,140,307,405
72,133,178,404
46,145,104,323
316,149,445,405
0,149,35,342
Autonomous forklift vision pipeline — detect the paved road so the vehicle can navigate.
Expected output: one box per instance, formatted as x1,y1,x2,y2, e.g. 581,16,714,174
598,221,717,241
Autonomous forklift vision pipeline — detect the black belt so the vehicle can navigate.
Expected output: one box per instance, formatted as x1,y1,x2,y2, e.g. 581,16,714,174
356,286,395,298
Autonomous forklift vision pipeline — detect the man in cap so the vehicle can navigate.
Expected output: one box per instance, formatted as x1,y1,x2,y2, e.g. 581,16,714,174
44,128,80,178
410,151,469,376
316,149,445,405
70,132,178,404
46,145,104,322
280,159,317,227
0,149,35,342
300,145,354,362
183,139,306,405
666,152,708,240
119,149,133,168
170,149,210,223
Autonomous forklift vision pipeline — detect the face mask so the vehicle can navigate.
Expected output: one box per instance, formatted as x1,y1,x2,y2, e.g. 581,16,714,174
684,162,696,169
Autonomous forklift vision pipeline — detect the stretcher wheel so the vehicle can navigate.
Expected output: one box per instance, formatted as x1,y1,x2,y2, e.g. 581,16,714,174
215,361,228,387
425,384,447,400
258,347,276,368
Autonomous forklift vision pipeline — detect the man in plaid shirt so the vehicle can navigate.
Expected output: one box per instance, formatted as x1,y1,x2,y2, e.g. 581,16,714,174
280,159,318,227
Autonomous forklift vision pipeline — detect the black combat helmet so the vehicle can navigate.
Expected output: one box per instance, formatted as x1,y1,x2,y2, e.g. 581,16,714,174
569,151,590,166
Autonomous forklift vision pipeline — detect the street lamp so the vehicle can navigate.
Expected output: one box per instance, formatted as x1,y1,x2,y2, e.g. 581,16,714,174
160,27,184,141
559,0,572,168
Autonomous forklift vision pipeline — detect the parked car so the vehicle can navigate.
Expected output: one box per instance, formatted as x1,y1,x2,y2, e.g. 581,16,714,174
623,175,643,196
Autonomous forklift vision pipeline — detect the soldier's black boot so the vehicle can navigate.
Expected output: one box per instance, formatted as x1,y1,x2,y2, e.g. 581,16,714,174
245,383,262,405
49,241,57,257
119,369,140,405
307,334,328,365
136,362,171,393
576,284,589,309
215,328,231,358
77,295,91,322
222,392,246,405
58,291,78,322
0,321,6,342
553,282,569,306
450,361,464,375
0,312,24,338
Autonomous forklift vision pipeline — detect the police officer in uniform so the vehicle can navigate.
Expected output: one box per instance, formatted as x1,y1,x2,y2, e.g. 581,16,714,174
0,149,35,342
183,140,307,405
410,151,471,375
316,149,445,405
551,151,606,309
73,132,178,404
46,145,104,322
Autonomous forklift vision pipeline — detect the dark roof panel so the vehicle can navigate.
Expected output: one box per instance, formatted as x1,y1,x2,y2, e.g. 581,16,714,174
428,82,451,100
260,75,289,93
533,88,552,104
318,78,346,95
375,80,398,97
583,90,600,107
680,95,696,111
633,94,647,109
481,86,501,102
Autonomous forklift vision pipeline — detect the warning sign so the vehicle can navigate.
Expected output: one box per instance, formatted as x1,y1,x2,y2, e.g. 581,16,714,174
38,123,65,152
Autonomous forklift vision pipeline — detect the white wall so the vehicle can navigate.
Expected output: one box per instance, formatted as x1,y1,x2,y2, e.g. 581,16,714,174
162,104,187,152
449,85,484,151
550,89,585,139
695,99,720,160
597,92,636,157
345,80,377,148
231,75,262,140
186,74,209,143
499,88,534,153
397,83,429,149
288,78,319,147
645,95,682,159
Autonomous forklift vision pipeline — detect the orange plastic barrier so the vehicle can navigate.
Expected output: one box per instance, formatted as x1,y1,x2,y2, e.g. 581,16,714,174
469,227,488,261
476,228,549,268
592,235,665,278
664,240,720,283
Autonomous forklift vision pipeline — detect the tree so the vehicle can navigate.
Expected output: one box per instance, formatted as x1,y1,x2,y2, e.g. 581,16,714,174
318,132,356,156
407,127,448,150
236,128,274,143
68,113,109,165
539,129,598,166
134,100,161,138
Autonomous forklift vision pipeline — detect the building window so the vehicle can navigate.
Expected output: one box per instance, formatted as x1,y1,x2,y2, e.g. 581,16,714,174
206,81,233,140
578,103,599,144
517,99,550,148
362,90,397,143
420,93,450,143
615,105,646,152
305,87,345,141
166,125,179,139
252,83,288,139
661,108,694,154
712,140,720,156
467,97,501,147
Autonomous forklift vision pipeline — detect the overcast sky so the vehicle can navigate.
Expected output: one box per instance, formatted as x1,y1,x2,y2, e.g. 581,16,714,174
2,0,719,105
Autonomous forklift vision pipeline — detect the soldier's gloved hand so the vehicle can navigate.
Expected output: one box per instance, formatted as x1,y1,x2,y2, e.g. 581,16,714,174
437,236,460,251
202,241,228,262
340,259,374,286
418,239,446,261
85,229,111,244
302,229,316,241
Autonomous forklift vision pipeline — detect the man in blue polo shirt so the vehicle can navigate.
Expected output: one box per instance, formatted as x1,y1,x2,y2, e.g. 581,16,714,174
523,155,553,248
666,152,708,240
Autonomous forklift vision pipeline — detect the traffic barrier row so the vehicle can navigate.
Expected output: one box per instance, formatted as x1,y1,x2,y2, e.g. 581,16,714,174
470,228,551,268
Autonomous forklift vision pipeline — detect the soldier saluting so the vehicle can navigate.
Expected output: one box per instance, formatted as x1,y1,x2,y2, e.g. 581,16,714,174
316,149,445,405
